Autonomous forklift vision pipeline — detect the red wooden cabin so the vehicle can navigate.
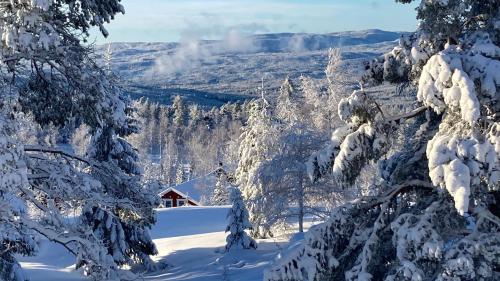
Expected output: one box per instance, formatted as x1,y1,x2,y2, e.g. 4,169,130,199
158,187,200,208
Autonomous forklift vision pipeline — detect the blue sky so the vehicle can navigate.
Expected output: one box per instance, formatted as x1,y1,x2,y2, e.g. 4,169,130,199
91,0,418,43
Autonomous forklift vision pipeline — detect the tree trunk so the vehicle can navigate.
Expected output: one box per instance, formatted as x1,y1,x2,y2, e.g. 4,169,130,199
298,177,304,233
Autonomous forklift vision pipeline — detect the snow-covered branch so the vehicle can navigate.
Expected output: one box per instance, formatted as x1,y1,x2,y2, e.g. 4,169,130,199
24,145,93,166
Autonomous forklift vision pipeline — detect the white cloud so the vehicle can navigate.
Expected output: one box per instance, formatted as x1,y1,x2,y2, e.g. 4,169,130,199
150,28,261,75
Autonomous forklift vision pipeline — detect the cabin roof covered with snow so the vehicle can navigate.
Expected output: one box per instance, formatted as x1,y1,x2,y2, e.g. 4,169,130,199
158,174,214,205
158,187,201,206
157,168,222,206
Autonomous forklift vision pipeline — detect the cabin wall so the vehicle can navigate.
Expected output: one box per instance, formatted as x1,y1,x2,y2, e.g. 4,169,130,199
160,190,197,207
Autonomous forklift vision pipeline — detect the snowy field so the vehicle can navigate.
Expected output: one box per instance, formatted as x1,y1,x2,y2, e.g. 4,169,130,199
18,206,311,281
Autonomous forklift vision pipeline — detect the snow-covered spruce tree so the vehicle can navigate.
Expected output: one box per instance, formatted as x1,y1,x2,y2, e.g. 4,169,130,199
276,77,300,125
225,186,257,251
0,0,159,280
211,163,231,206
173,95,186,128
265,1,500,280
176,164,185,184
235,98,278,238
188,104,202,128
83,101,159,272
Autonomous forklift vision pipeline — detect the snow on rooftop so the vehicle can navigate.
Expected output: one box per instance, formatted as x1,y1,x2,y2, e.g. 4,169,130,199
158,170,217,203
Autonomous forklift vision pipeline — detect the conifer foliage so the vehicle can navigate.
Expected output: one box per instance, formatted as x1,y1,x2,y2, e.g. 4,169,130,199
225,187,257,251
0,0,159,280
266,1,499,280
236,99,278,238
211,163,232,206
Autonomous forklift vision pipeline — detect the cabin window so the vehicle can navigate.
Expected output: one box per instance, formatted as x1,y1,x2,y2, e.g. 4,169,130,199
177,199,187,207
163,199,173,208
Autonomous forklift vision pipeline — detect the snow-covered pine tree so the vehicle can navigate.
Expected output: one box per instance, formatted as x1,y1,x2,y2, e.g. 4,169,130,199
83,103,159,272
82,38,159,272
188,104,202,128
176,164,185,184
235,98,278,238
225,186,257,251
266,1,500,280
0,0,159,279
276,77,300,125
173,95,186,128
211,163,231,205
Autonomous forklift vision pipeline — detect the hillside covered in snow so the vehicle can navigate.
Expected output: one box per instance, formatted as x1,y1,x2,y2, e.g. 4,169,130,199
98,29,404,107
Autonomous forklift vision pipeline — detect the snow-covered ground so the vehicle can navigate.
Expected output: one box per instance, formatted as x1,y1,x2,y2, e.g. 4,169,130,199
18,206,311,281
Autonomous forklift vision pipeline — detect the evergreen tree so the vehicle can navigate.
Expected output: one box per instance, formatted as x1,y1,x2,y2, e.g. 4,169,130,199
266,1,500,280
188,104,202,128
176,164,185,185
172,95,185,128
158,105,170,159
211,163,231,205
0,0,160,279
276,77,300,125
225,187,257,251
84,107,159,272
235,99,278,238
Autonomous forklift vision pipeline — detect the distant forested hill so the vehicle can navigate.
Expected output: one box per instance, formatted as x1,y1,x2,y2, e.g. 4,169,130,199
96,29,405,107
